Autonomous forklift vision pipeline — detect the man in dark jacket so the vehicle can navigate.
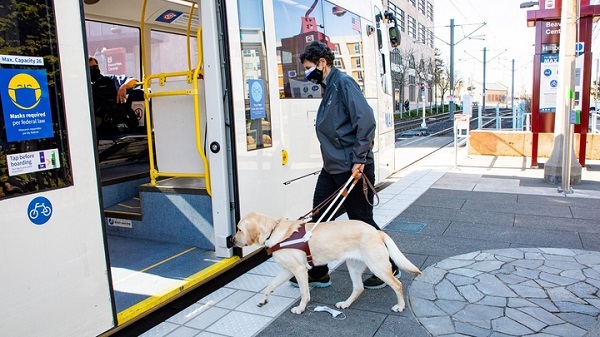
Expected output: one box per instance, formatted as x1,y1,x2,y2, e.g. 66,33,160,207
289,41,398,289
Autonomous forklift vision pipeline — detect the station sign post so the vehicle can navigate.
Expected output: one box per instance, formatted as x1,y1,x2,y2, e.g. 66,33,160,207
454,113,470,169
526,0,600,167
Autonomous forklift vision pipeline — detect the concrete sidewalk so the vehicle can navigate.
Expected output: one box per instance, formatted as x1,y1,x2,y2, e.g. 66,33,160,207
256,154,600,337
138,147,600,337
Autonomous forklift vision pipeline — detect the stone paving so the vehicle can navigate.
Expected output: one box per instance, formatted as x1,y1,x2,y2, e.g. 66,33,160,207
409,248,600,337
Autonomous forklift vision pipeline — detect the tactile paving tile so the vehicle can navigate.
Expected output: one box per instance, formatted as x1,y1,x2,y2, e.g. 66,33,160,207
205,311,272,337
166,302,213,325
225,273,274,292
236,293,296,317
248,261,281,277
198,287,236,305
138,322,178,337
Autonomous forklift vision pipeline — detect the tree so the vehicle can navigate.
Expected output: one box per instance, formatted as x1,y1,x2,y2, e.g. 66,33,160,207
438,66,463,111
432,48,444,106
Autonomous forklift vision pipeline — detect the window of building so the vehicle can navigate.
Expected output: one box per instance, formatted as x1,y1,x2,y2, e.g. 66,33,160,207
409,0,416,8
427,29,434,48
398,8,406,33
427,2,434,22
332,43,340,55
407,16,416,39
418,23,426,44
389,3,405,33
353,43,361,54
352,56,362,68
418,0,426,15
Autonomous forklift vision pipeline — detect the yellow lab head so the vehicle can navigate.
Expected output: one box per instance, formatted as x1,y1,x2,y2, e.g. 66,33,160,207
232,212,278,247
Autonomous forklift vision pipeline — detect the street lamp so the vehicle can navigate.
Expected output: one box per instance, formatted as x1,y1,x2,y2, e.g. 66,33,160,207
520,1,539,9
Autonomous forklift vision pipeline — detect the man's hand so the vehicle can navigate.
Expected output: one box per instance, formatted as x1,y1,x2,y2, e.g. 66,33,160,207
352,163,364,174
117,85,127,104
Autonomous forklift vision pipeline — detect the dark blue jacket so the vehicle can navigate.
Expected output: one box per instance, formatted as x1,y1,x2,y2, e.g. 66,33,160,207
315,67,375,174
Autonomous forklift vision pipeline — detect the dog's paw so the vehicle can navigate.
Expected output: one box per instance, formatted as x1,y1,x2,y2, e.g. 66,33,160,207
391,304,405,312
335,301,351,309
257,299,268,307
290,306,305,314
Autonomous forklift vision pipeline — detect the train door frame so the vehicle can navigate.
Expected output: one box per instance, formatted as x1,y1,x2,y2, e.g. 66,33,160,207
0,1,116,336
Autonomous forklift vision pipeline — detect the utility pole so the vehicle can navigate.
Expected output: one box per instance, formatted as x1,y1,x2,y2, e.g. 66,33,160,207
482,47,487,111
435,19,486,121
449,19,455,120
512,59,516,128
511,59,515,110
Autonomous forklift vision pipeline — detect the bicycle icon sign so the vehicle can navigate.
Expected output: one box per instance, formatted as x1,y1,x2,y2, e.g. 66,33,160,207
28,196,53,225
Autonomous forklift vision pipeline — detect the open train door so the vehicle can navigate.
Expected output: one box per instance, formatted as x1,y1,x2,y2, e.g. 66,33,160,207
0,1,115,336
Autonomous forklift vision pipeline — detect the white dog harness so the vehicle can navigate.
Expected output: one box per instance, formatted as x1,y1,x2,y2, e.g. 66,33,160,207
266,223,314,266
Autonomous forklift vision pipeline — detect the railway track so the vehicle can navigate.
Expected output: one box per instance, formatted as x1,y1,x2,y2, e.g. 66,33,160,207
395,109,514,138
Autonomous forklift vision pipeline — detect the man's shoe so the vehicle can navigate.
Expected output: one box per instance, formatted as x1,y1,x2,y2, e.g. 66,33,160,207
289,274,332,288
363,269,400,290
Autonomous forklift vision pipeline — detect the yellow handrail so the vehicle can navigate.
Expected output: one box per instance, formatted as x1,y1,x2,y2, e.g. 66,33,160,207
139,0,211,196
192,27,210,195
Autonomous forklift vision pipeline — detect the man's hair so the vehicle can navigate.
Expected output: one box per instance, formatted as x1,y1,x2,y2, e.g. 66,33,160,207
299,41,335,66
88,56,98,64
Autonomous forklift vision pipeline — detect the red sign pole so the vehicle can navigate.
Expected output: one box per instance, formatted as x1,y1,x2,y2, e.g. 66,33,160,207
527,0,600,167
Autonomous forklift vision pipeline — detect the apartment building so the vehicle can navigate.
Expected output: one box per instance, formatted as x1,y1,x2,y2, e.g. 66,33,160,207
386,0,436,112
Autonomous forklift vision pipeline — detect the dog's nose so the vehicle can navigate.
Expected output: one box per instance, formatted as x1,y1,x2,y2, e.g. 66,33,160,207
226,235,235,248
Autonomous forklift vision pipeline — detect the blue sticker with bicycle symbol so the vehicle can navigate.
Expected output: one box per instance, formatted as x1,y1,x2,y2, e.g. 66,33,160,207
28,196,52,225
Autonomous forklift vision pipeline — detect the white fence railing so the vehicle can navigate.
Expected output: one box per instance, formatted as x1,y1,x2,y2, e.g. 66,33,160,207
477,105,531,131
592,112,600,133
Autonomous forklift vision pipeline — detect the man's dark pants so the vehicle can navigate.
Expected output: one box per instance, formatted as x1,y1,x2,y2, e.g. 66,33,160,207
308,163,397,278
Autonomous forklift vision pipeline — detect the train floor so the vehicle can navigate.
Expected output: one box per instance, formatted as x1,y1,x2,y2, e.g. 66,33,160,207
107,234,233,325
132,139,600,337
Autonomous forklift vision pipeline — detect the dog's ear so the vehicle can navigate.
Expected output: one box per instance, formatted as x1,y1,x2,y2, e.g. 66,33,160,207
243,216,261,246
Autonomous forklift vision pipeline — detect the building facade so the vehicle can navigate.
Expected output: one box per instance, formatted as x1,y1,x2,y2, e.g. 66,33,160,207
386,0,436,113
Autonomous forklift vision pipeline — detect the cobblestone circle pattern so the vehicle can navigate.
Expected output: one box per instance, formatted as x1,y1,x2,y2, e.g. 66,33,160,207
408,248,600,336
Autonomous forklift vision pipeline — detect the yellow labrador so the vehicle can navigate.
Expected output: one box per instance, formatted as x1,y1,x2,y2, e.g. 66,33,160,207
232,212,421,314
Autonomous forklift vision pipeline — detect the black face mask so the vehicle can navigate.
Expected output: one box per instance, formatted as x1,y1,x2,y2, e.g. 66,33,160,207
305,66,324,84
90,67,102,82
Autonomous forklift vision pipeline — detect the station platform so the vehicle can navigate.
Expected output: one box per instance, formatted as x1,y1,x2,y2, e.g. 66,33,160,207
138,140,600,337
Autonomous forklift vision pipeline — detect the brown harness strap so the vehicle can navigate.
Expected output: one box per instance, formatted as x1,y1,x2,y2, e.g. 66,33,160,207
266,223,314,266
298,170,379,221
361,172,380,207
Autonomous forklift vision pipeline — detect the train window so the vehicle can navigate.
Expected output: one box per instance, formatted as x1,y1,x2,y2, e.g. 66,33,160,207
85,21,141,80
238,0,272,151
274,0,364,98
0,0,73,199
150,31,198,74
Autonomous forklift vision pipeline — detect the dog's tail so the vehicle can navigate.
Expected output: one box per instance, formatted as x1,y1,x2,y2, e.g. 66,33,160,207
380,232,422,275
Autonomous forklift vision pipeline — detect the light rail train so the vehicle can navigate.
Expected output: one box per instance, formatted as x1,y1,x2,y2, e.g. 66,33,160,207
0,0,402,335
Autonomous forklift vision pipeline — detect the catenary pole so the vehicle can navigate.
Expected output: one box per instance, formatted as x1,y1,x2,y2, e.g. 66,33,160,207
449,19,455,120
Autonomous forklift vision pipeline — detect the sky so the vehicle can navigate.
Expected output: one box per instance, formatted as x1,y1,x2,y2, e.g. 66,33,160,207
433,0,600,96
434,0,537,95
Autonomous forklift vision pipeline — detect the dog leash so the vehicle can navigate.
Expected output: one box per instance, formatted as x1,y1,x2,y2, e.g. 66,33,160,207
287,168,380,247
280,170,361,249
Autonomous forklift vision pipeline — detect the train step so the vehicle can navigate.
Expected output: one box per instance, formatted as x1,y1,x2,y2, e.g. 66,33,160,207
106,177,213,249
105,196,142,221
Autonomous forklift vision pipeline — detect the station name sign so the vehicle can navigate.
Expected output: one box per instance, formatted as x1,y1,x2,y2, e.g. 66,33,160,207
544,21,560,36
